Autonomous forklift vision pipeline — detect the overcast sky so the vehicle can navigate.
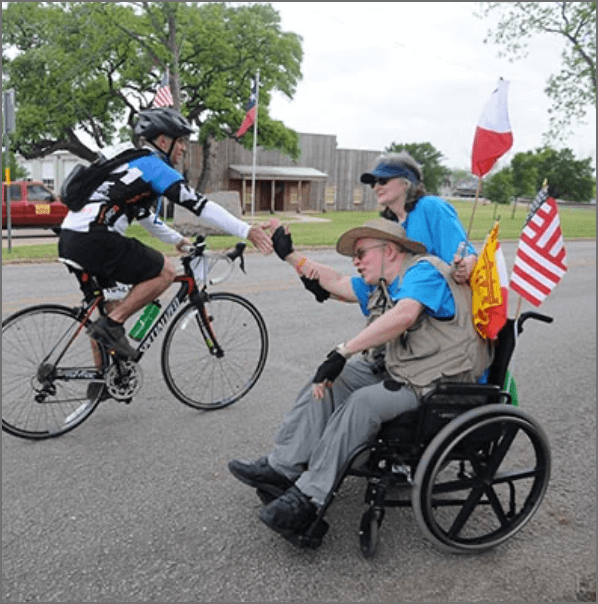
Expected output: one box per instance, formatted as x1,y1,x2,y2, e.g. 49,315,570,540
267,1,596,171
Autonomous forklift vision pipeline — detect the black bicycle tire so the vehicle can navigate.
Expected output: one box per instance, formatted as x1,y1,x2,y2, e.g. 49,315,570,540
2,304,108,440
160,292,268,410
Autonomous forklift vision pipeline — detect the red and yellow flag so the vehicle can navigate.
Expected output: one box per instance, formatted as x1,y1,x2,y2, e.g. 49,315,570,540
471,222,509,340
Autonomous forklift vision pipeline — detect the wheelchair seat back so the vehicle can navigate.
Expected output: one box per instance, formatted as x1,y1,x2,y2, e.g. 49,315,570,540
376,315,520,451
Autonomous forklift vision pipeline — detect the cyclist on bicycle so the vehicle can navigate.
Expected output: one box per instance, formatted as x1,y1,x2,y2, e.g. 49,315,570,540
58,107,273,360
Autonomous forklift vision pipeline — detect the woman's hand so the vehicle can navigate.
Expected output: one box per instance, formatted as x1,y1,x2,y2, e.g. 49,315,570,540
453,254,477,284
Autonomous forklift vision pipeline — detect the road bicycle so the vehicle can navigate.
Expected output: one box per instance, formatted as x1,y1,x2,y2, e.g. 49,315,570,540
2,238,268,440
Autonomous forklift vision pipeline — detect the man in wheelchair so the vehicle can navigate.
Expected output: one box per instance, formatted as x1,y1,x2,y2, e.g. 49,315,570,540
230,218,492,544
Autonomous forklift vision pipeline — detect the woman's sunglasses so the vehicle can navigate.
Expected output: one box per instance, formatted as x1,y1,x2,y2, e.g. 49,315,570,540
369,177,396,189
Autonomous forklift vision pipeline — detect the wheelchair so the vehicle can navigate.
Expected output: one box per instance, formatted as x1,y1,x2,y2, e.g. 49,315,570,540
281,311,553,557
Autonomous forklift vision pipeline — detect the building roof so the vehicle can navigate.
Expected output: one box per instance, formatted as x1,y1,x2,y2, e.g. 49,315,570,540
229,165,328,181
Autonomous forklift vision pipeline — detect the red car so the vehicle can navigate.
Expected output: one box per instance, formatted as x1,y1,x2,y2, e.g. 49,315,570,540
2,180,69,231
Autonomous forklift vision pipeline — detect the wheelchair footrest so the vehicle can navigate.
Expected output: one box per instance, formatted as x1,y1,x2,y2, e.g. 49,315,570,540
284,518,330,550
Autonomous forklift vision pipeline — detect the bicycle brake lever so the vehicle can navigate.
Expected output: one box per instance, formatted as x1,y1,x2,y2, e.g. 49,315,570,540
227,242,247,274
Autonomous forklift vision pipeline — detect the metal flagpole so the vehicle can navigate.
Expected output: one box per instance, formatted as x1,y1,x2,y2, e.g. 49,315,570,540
251,70,260,219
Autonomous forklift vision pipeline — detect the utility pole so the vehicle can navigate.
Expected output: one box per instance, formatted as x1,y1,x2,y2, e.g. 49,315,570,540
3,89,17,253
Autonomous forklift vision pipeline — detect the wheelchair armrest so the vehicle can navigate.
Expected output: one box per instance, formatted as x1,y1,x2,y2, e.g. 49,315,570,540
422,382,507,406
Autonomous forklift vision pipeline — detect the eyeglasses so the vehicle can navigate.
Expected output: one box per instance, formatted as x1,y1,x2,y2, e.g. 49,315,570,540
369,177,396,189
353,244,387,261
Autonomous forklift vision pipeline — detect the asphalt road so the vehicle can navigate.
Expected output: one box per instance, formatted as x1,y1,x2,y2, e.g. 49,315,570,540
2,242,596,602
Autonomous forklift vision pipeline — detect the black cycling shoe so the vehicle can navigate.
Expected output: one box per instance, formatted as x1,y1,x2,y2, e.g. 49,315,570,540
89,316,140,361
229,457,294,492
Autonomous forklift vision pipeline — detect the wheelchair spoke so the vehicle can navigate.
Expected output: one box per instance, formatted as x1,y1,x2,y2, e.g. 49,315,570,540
484,485,509,527
413,408,552,554
447,485,486,539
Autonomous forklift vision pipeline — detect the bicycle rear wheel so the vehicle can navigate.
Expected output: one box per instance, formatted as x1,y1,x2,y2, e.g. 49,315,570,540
161,292,268,410
2,304,109,440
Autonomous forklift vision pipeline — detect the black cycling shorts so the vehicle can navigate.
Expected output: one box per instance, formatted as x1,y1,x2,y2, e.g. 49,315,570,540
58,229,165,285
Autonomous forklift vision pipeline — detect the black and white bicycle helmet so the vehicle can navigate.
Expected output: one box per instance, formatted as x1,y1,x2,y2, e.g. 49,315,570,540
134,108,195,141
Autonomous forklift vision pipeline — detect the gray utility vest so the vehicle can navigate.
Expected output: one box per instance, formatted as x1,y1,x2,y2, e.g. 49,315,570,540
366,254,493,397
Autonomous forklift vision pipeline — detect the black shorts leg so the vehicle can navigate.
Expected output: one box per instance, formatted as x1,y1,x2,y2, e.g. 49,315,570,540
59,229,165,285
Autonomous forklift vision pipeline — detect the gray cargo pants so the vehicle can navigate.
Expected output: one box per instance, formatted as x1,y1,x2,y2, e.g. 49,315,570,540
268,355,419,507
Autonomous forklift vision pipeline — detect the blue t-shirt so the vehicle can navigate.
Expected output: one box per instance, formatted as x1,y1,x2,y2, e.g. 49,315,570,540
351,260,455,319
403,196,476,262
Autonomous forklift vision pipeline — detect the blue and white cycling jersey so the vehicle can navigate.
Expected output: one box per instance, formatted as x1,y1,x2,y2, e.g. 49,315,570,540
61,146,249,241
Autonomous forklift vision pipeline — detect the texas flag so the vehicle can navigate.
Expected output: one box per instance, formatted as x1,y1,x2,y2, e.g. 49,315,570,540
472,79,514,178
236,80,258,139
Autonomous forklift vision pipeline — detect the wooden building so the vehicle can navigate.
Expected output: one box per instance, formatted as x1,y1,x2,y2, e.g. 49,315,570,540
184,133,382,214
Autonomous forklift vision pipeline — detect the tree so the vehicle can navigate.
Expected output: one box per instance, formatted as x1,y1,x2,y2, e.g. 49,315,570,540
511,151,539,198
1,149,28,180
484,167,515,205
490,147,595,202
533,147,595,201
1,2,304,186
385,142,450,195
478,2,596,142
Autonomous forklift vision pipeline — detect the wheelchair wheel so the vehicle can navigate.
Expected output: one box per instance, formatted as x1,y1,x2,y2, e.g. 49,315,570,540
360,506,385,558
412,404,551,554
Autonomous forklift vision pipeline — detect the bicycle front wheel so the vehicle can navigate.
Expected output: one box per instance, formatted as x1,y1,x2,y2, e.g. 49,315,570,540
161,292,268,410
2,304,109,440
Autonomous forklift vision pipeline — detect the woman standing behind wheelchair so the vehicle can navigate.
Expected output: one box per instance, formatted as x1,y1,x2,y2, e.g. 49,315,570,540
279,151,477,304
365,151,477,283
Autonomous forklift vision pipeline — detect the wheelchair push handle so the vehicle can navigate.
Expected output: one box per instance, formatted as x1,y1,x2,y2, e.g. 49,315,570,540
517,311,553,335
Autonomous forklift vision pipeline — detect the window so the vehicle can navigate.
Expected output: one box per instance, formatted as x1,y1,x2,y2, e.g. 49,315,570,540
27,184,54,202
9,184,21,200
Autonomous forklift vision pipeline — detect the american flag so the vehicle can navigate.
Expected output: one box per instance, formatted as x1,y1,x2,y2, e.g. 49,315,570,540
153,71,174,108
510,191,568,307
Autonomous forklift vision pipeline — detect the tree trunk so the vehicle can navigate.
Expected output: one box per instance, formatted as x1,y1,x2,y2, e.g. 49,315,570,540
196,135,214,193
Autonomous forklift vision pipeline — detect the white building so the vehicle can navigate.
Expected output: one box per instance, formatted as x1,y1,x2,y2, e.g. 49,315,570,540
17,151,88,193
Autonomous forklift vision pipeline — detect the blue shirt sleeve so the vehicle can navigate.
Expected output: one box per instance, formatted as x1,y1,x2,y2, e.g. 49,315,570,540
129,154,185,195
403,196,476,263
351,261,455,319
393,261,455,318
351,276,376,316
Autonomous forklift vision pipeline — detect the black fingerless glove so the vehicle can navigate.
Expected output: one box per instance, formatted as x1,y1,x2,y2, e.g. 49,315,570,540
272,226,294,261
300,276,331,303
313,350,347,385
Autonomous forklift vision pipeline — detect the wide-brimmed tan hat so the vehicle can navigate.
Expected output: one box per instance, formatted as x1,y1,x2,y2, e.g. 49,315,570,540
336,218,428,257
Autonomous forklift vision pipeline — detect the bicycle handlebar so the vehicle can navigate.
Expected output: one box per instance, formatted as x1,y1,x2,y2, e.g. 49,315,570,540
180,236,247,285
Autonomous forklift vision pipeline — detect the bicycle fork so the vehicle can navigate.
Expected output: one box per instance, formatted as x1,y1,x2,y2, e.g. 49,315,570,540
191,292,225,359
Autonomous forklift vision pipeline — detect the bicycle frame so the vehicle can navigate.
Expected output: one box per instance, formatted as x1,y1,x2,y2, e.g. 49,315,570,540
64,239,236,365
135,275,217,358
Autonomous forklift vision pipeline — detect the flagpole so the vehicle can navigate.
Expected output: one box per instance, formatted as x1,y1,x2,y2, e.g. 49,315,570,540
251,70,260,220
467,177,483,239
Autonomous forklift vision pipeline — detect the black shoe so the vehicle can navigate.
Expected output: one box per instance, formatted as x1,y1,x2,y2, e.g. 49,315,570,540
89,316,139,360
260,487,318,536
229,457,294,492
87,382,111,402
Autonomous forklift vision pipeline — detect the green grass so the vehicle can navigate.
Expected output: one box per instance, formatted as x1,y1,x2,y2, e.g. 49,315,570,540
2,201,595,264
